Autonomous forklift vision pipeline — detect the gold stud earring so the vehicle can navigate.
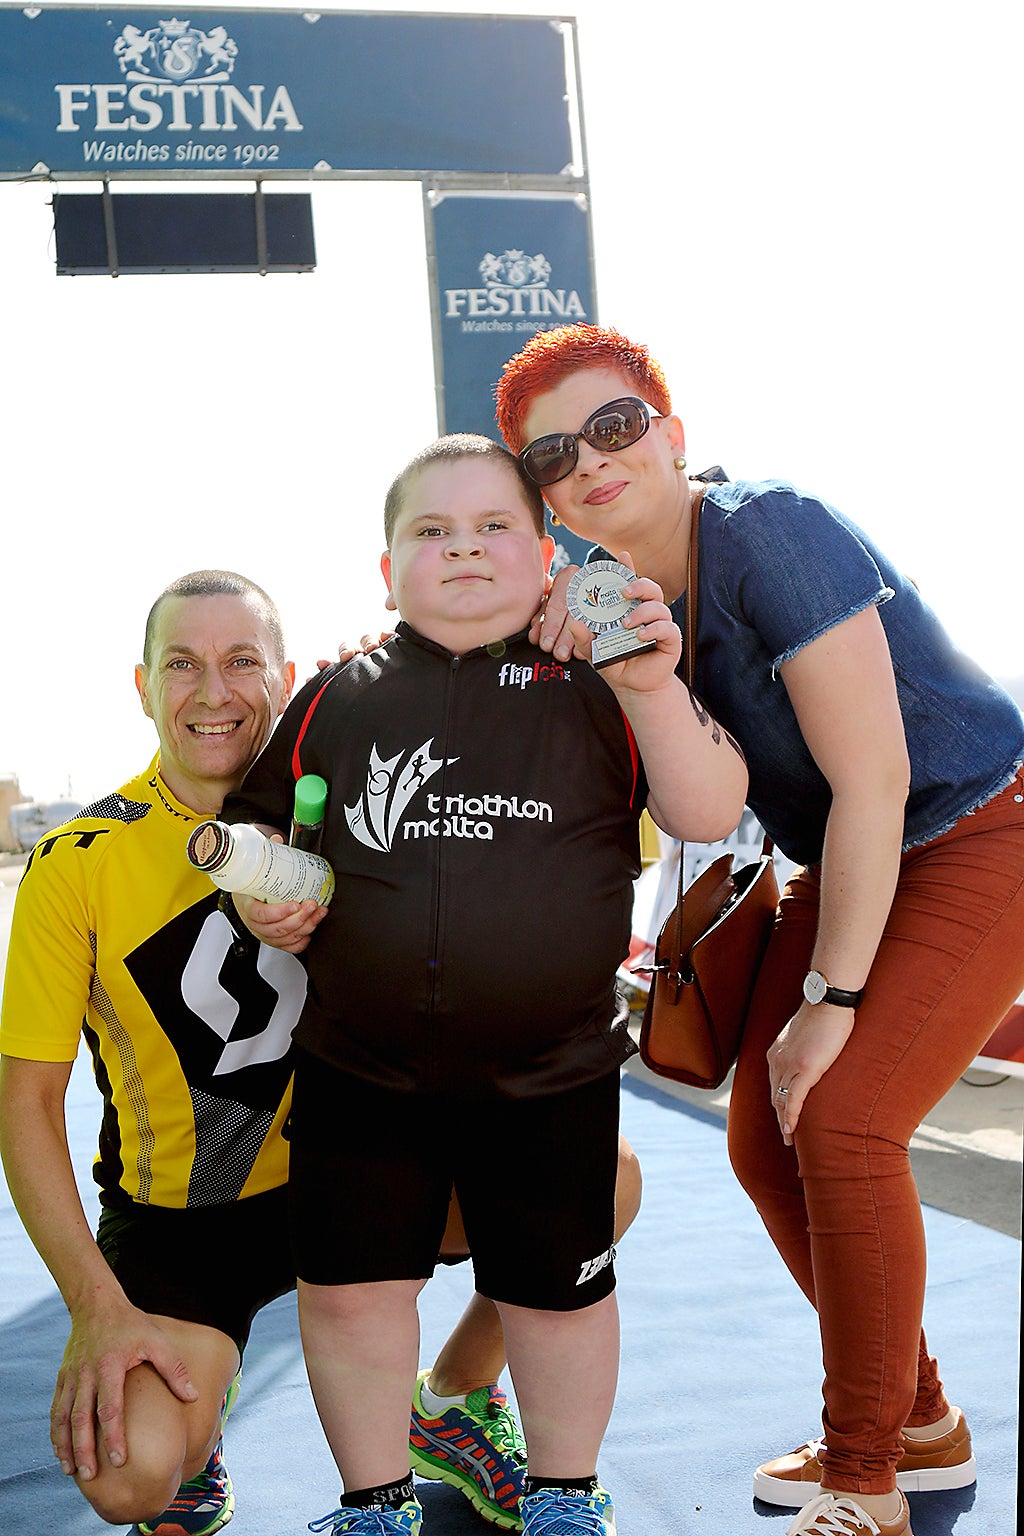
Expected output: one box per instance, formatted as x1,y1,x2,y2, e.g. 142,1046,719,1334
674,455,687,472
549,513,562,527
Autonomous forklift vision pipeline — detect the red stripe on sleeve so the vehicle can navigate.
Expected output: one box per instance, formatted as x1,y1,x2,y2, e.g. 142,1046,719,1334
290,675,335,781
621,711,641,807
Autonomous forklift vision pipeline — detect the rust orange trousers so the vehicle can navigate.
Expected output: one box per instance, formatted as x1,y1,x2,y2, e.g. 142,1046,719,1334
729,768,1024,1496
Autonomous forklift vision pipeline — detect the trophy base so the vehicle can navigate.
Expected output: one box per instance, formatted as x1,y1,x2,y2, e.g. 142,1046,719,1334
591,627,659,670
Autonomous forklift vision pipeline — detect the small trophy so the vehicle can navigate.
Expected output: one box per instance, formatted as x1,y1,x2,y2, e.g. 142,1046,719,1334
565,560,657,671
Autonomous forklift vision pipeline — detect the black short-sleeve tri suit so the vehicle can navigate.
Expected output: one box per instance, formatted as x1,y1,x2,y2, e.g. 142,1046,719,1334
225,623,647,1306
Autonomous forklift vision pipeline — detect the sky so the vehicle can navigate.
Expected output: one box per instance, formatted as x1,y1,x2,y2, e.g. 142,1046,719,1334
1,0,1021,806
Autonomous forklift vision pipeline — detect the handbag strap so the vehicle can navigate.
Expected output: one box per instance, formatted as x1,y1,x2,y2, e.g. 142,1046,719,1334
685,487,702,693
665,488,773,968
668,489,705,951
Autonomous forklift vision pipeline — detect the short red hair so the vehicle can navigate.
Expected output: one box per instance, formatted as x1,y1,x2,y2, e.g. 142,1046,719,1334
494,324,673,454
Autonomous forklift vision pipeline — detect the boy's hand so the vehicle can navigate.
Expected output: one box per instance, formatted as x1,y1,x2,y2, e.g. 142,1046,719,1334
231,891,328,954
530,566,577,661
567,551,682,693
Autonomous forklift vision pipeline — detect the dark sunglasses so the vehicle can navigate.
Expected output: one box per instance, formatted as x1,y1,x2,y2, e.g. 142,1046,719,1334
519,396,662,487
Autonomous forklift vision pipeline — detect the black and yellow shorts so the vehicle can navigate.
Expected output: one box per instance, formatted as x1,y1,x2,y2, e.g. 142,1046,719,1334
97,1183,295,1351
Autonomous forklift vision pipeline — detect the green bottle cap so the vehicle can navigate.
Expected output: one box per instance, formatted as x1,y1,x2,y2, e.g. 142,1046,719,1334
293,773,328,827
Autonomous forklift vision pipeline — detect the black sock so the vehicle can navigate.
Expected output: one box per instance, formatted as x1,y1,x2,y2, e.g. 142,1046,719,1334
343,1474,415,1511
524,1475,599,1497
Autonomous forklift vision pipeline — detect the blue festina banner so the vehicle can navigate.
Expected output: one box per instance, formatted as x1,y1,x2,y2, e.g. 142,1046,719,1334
0,6,575,178
429,190,596,567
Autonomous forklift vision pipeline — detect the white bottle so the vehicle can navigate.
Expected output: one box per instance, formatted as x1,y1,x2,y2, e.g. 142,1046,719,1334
187,821,335,906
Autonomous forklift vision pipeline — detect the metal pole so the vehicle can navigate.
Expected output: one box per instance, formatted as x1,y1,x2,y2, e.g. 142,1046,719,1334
101,177,119,277
254,180,269,274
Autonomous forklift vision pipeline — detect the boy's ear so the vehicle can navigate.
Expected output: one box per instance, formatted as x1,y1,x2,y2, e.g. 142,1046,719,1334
380,551,398,612
540,533,556,575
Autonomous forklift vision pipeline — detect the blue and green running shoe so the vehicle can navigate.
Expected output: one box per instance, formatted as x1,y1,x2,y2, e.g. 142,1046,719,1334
136,1436,234,1536
307,1497,423,1534
409,1368,526,1529
520,1486,616,1536
137,1372,240,1536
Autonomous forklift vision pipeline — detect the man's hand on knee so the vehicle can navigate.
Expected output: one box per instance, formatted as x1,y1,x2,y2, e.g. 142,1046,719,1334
53,1304,197,1481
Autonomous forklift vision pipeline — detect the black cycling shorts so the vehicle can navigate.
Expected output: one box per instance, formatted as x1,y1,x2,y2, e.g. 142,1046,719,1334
287,1050,620,1312
97,1183,295,1351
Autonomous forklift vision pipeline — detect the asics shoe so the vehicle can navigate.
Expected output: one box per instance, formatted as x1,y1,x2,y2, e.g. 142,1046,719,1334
520,1485,616,1536
307,1498,423,1535
754,1408,976,1508
409,1368,526,1528
137,1435,234,1536
138,1372,241,1536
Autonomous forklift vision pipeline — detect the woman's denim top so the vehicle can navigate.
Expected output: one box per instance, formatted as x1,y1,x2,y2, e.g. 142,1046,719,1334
598,478,1023,866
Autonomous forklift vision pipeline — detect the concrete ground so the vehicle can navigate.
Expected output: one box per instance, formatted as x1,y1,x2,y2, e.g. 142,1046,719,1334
624,1054,1024,1241
2,850,1022,1238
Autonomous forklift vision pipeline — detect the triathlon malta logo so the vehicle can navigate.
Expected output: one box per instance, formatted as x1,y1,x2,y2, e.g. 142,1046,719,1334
444,248,588,333
114,17,239,83
346,740,455,852
345,739,554,849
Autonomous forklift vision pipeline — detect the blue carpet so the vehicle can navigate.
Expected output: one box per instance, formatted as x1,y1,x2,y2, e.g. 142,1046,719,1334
1,1064,1018,1534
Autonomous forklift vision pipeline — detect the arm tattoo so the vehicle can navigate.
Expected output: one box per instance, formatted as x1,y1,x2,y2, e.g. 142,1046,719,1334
687,686,747,761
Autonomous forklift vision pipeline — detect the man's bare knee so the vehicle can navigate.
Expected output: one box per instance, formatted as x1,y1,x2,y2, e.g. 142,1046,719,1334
73,1338,230,1527
77,1450,182,1528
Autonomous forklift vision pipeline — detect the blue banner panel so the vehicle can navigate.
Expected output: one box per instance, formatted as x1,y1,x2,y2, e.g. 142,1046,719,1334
54,191,315,272
431,191,595,566
0,6,574,178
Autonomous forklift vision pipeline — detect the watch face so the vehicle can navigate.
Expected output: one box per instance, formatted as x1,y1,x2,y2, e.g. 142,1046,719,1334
803,970,828,1005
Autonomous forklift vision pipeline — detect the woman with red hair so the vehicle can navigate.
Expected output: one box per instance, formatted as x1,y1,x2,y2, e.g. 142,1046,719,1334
495,323,1024,1536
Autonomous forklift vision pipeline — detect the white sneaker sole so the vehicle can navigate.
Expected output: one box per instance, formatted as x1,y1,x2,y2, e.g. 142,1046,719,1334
753,1454,977,1508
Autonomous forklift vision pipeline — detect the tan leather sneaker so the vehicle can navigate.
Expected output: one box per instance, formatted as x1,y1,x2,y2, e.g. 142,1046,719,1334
753,1407,975,1507
784,1491,912,1536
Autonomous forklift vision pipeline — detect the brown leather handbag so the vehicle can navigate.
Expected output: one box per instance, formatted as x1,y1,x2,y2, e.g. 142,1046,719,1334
636,495,779,1089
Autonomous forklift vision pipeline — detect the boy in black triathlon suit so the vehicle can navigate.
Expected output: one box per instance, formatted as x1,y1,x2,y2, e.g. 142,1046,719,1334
226,436,747,1536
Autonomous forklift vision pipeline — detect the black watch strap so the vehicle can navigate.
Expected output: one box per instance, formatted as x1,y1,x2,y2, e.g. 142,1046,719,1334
804,969,864,1009
821,982,864,1008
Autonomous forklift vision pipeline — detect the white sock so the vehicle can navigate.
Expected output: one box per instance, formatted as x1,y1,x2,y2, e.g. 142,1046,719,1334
419,1378,469,1415
904,1412,955,1441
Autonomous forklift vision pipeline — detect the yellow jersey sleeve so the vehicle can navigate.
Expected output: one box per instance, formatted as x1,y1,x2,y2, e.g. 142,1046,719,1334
1,758,305,1207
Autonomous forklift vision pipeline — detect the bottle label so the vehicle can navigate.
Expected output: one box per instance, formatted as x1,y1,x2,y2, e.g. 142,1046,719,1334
187,821,230,873
187,821,335,906
256,841,335,906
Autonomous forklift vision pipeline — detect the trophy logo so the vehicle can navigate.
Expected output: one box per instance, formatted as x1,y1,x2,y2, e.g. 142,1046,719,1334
565,561,657,671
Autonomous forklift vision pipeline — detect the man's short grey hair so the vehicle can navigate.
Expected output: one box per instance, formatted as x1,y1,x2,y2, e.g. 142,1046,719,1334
142,570,286,668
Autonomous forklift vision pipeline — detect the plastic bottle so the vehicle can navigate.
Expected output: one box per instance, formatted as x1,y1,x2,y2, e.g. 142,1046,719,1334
186,820,335,906
290,773,328,854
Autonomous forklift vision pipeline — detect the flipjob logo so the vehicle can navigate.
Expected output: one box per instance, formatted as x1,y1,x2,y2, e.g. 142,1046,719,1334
444,247,589,333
